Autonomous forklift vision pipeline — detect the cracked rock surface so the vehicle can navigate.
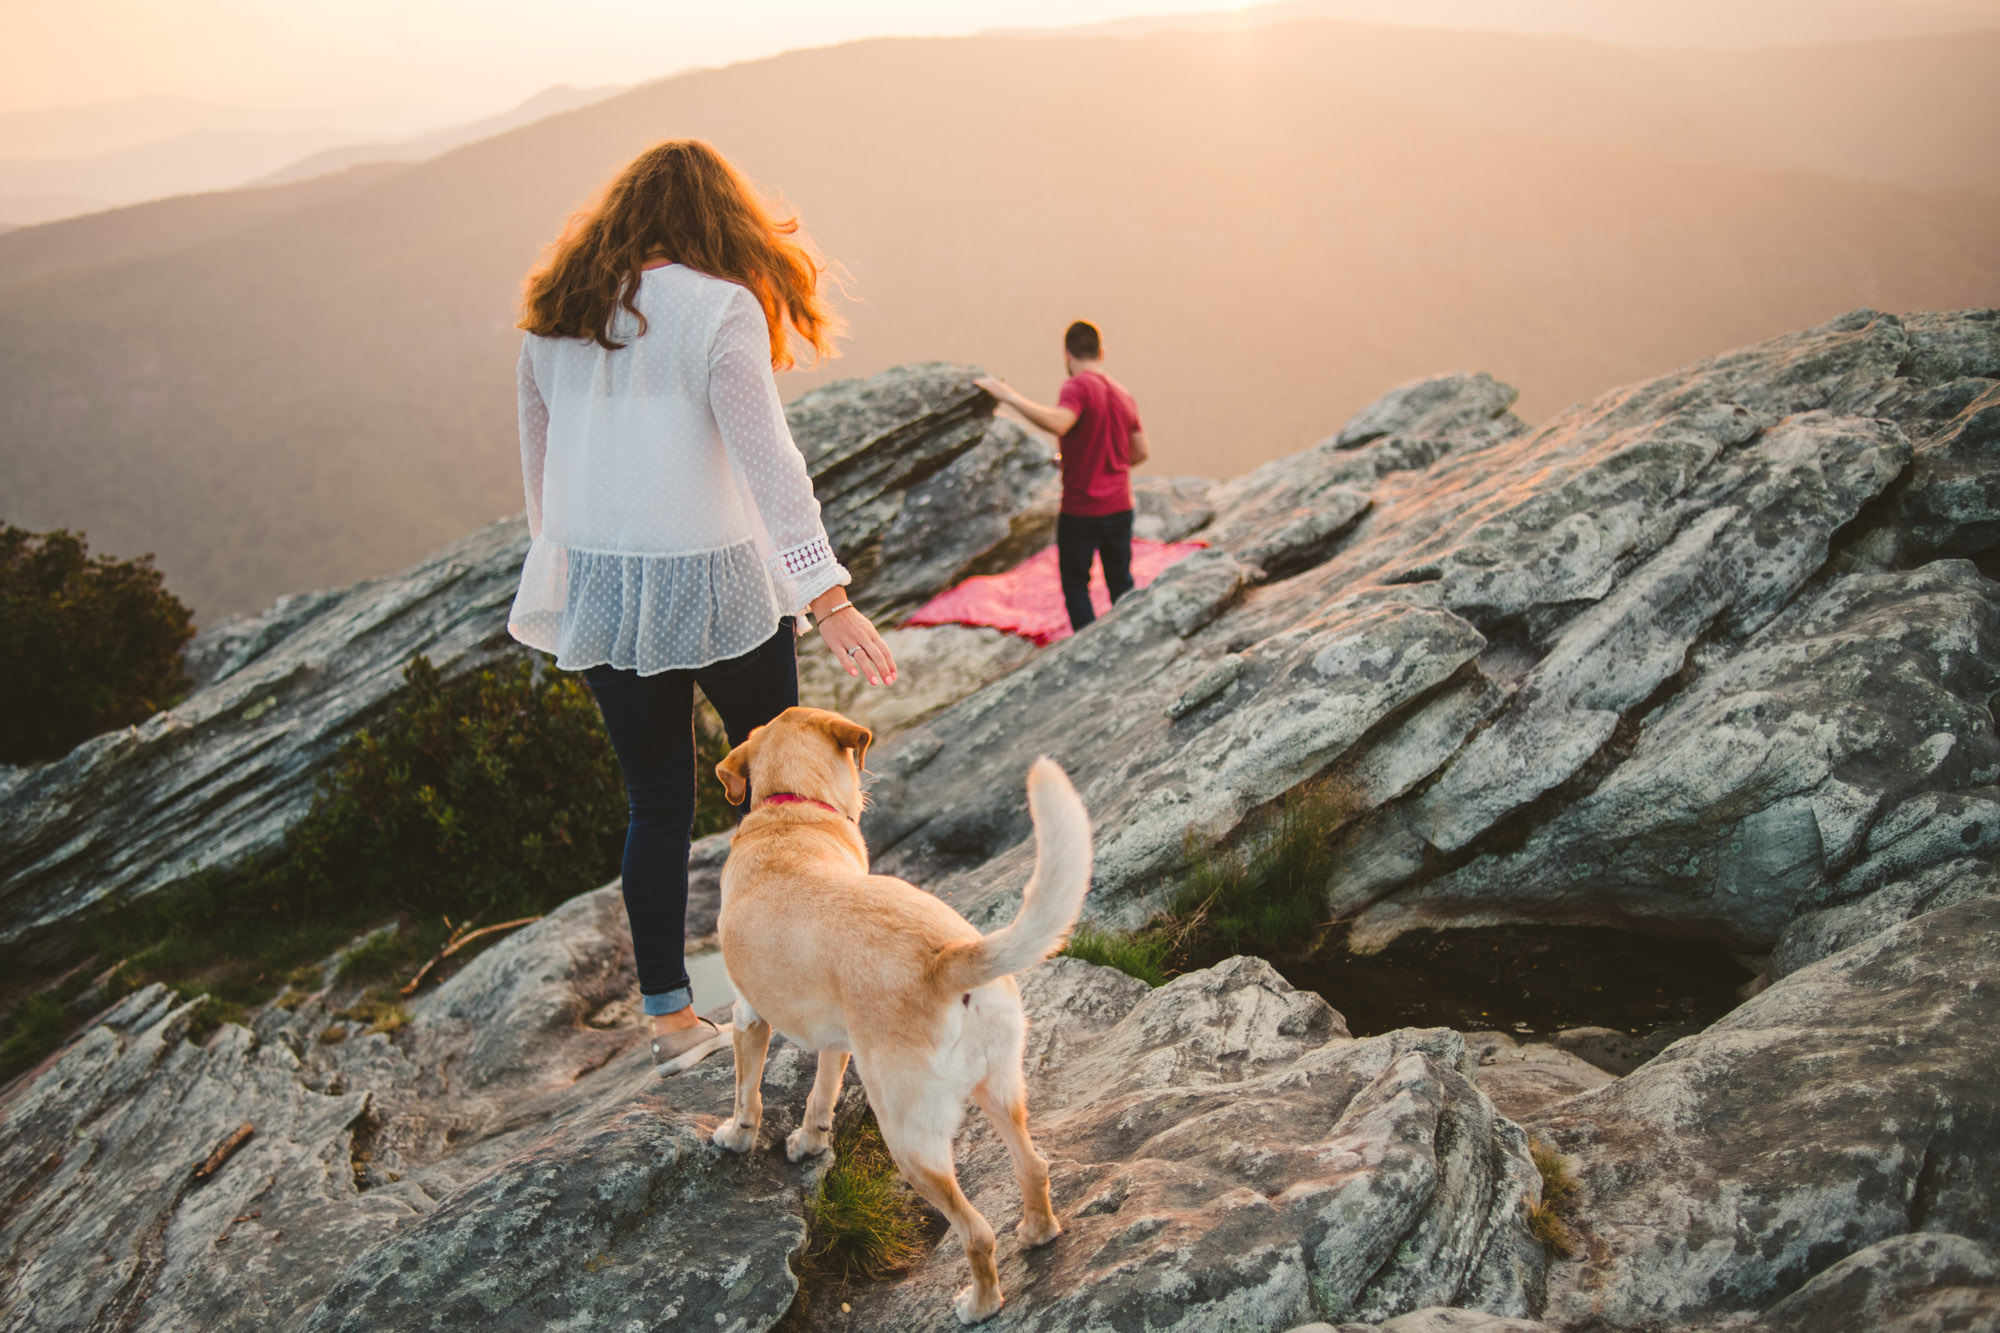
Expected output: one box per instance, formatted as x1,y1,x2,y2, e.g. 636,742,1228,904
858,311,2000,956
0,907,1542,1332
1525,897,2000,1330
795,957,1545,1332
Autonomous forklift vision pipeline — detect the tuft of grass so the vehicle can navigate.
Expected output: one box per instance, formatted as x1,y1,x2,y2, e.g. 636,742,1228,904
805,1109,933,1280
1057,780,1356,993
336,990,411,1036
1526,1137,1579,1258
1167,782,1350,961
1061,921,1172,988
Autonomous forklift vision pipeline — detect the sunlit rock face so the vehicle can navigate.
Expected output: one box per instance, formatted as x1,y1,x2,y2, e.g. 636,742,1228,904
3,311,1998,1333
842,958,1545,1331
859,310,2000,957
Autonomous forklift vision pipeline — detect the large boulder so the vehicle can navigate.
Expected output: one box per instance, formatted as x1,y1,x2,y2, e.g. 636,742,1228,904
0,364,1048,943
805,957,1547,1331
856,310,2000,957
1524,897,2000,1329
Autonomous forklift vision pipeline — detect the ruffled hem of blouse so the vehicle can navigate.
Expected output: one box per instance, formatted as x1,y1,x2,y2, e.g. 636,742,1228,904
509,537,790,675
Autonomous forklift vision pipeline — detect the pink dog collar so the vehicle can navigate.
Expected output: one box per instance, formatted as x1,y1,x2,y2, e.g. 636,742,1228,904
759,792,847,817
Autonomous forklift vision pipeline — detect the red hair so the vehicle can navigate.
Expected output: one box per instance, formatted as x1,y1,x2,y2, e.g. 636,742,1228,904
519,139,842,369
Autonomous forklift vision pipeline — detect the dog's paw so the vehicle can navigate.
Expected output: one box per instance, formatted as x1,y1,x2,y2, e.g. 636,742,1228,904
1017,1215,1062,1249
785,1124,832,1162
954,1285,1002,1325
712,1119,758,1153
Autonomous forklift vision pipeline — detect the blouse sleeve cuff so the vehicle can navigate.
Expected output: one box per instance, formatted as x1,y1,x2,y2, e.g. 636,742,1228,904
769,537,850,615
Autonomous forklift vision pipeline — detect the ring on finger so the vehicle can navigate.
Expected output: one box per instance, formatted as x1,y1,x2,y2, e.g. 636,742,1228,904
846,645,863,657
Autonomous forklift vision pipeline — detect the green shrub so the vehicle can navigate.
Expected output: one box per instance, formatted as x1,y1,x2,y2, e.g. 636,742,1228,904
80,651,632,1031
0,523,194,765
0,992,72,1083
285,653,626,917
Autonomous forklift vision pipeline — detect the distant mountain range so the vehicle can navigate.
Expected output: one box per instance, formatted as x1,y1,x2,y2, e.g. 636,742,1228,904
0,87,621,226
1073,0,2000,46
0,20,1995,618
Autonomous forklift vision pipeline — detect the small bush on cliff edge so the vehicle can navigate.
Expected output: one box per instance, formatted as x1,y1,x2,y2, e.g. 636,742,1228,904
0,523,194,765
57,654,631,1052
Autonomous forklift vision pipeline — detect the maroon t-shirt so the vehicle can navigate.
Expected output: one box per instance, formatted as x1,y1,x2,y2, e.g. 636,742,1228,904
1055,371,1143,516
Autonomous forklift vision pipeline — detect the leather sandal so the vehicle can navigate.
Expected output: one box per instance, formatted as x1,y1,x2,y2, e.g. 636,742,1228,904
651,1017,731,1076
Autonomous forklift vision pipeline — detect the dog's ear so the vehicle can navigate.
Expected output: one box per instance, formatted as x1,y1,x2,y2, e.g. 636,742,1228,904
716,735,755,806
821,716,872,772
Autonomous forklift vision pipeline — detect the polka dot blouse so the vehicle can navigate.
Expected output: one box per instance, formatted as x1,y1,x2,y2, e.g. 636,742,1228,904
507,265,850,674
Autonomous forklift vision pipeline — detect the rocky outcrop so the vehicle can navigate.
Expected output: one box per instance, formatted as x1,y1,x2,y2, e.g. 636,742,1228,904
0,364,1049,944
0,895,1542,1332
0,888,823,1333
841,957,1544,1330
1524,896,2000,1329
858,311,2000,958
5,313,1998,1332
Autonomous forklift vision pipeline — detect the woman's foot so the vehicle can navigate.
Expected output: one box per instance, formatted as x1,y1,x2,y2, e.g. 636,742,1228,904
650,1015,731,1076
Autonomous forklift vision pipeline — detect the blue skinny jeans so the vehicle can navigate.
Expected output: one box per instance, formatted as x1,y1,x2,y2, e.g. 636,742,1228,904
581,624,797,1015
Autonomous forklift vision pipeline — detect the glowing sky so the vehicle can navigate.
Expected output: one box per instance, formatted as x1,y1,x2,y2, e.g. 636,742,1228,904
0,0,1243,117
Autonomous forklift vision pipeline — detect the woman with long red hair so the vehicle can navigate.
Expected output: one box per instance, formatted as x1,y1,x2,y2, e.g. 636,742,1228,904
509,140,895,1075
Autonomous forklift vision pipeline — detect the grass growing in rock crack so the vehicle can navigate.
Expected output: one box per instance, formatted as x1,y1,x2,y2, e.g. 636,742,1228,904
805,1109,934,1279
1059,779,1354,988
778,1107,941,1332
1526,1137,1579,1258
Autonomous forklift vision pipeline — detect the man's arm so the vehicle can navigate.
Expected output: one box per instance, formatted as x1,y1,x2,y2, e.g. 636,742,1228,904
1127,429,1150,466
974,376,1077,437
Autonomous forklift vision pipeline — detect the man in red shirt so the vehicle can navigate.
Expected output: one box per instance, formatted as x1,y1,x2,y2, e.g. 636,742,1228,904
977,320,1150,631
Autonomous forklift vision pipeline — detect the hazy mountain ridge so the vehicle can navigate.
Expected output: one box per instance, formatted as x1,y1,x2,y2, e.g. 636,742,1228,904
1073,0,2000,46
0,26,1995,617
0,86,624,228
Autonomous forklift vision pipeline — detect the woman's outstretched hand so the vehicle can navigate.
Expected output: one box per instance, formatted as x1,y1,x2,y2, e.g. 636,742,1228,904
808,589,897,687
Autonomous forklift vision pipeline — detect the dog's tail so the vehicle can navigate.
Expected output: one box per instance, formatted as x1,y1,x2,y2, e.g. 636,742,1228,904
930,757,1093,997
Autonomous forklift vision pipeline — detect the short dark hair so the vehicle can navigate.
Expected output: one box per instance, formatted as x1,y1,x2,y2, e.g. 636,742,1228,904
1064,320,1101,360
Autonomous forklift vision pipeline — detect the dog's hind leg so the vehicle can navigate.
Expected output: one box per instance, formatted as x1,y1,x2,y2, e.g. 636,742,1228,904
973,1066,1061,1249
878,1115,1003,1325
784,1049,849,1162
711,998,772,1154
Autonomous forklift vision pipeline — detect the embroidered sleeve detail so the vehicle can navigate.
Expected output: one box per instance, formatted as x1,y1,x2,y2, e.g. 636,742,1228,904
766,537,849,615
777,536,833,576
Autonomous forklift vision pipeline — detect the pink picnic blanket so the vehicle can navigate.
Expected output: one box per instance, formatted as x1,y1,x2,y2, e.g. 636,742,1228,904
905,540,1207,645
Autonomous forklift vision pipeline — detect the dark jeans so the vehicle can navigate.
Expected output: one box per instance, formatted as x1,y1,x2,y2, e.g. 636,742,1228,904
581,624,797,1014
1056,508,1135,632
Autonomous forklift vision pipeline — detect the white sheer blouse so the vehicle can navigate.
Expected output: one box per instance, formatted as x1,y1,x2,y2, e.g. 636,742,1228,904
507,264,849,674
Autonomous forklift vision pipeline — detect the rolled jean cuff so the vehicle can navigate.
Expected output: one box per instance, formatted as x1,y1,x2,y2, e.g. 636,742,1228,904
642,987,692,1017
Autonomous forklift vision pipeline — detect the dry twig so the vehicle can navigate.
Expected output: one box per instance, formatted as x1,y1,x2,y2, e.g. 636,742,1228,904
192,1123,255,1182
399,916,541,995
